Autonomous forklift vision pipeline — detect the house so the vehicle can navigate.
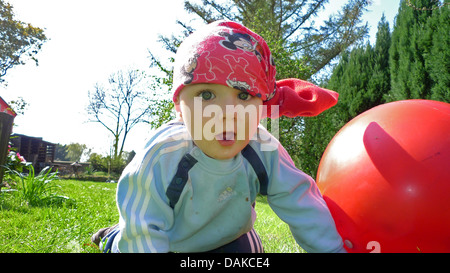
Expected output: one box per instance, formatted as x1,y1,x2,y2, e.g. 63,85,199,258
0,96,17,117
10,134,56,172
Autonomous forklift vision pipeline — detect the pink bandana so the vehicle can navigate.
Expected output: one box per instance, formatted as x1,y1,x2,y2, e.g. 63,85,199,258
172,20,339,118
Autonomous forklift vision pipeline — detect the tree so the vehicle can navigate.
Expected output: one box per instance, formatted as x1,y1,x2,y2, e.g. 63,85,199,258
327,15,391,121
66,143,90,162
0,0,47,84
427,0,450,101
88,151,133,176
55,143,91,162
387,0,449,102
147,51,176,129
182,0,370,78
54,144,68,161
368,14,391,105
299,14,392,178
87,69,151,160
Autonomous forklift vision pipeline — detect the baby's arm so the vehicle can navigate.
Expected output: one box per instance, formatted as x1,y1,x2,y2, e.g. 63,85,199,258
262,143,345,253
114,145,175,253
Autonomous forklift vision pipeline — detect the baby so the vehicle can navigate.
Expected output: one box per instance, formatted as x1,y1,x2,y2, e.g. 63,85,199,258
92,20,345,253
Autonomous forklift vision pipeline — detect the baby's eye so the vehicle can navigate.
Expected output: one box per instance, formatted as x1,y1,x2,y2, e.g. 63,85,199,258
198,90,215,101
238,92,251,101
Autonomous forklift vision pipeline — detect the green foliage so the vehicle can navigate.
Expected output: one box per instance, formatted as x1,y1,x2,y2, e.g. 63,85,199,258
54,143,68,161
302,2,449,179
7,165,73,207
55,143,90,162
88,153,105,172
184,0,370,76
0,0,47,84
387,0,449,102
2,144,29,190
146,56,176,129
296,112,344,178
427,0,450,102
4,145,29,174
6,97,27,116
88,151,134,177
300,14,393,179
66,143,89,162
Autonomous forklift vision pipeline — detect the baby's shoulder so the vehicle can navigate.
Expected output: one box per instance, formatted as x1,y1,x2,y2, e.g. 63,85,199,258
134,121,193,166
143,121,189,146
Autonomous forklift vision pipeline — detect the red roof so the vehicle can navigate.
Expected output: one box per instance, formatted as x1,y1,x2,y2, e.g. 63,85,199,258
0,96,17,117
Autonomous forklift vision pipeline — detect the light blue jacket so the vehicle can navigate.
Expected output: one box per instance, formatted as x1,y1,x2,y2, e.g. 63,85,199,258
112,121,345,253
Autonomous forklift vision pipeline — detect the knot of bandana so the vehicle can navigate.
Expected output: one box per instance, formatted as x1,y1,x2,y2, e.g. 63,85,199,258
172,20,339,118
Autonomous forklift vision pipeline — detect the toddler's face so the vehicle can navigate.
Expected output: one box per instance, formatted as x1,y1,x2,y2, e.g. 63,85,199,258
176,83,263,160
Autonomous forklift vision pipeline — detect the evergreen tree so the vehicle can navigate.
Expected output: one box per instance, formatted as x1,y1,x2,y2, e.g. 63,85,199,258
301,0,450,178
428,1,450,101
301,43,376,176
300,14,392,178
368,14,391,106
183,0,370,78
387,0,448,101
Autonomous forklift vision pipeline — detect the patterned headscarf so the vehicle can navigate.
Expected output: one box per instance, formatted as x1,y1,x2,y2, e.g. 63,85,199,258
172,20,339,118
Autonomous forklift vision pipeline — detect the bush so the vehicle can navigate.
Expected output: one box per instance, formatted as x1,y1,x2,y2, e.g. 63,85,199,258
88,152,134,177
8,165,73,207
88,153,107,173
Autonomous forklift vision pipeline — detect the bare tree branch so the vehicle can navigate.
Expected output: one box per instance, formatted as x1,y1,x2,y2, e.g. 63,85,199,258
87,69,151,159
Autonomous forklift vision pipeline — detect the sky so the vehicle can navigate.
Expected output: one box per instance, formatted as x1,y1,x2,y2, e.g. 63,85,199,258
1,0,401,157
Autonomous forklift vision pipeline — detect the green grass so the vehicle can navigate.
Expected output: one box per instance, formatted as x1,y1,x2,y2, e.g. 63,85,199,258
254,195,305,253
0,180,118,253
0,180,303,253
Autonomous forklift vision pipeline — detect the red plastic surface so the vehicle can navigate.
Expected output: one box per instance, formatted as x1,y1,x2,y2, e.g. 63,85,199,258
317,100,450,253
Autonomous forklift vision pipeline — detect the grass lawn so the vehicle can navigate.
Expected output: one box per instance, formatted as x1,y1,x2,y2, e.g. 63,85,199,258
0,179,303,253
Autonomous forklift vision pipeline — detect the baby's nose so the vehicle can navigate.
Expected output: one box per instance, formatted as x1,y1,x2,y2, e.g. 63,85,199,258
217,96,238,118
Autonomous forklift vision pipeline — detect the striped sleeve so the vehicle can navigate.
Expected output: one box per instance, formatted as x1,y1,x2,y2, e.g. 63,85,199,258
115,123,189,253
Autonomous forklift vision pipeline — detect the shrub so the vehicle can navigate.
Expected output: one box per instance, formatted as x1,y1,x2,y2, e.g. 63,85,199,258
88,152,132,177
8,165,73,206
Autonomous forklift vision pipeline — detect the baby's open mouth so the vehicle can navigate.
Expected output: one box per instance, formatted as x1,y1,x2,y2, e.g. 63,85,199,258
215,131,236,141
215,132,237,146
